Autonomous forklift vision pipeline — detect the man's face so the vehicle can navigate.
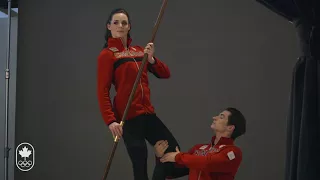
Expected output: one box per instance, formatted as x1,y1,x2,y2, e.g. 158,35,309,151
210,110,234,133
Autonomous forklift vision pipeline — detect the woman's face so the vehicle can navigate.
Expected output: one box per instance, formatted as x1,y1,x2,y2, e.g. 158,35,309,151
107,13,130,38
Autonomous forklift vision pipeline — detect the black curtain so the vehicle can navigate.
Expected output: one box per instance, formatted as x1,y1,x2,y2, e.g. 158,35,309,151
256,0,320,180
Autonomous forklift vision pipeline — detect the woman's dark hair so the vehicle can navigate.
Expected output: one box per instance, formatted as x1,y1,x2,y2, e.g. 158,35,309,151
103,8,132,48
225,107,247,140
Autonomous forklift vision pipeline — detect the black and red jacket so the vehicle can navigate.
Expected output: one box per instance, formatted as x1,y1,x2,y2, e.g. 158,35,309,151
97,37,171,126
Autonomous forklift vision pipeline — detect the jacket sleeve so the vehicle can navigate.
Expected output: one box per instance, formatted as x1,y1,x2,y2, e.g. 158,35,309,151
174,146,242,173
97,50,117,126
154,154,189,177
163,145,202,179
147,56,171,79
136,45,171,78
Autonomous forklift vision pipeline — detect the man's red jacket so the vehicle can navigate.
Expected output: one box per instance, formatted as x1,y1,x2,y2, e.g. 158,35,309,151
167,136,242,180
97,37,170,126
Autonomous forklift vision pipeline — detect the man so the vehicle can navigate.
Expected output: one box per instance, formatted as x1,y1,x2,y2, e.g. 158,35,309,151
154,107,246,180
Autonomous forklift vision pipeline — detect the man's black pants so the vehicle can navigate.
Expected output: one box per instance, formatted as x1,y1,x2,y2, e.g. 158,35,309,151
122,113,180,180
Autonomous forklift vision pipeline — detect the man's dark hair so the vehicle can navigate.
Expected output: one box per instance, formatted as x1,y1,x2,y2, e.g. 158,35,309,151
225,107,246,140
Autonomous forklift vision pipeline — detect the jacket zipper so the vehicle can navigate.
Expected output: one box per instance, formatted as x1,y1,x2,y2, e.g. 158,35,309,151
198,171,202,180
125,45,145,110
197,143,212,180
132,58,144,103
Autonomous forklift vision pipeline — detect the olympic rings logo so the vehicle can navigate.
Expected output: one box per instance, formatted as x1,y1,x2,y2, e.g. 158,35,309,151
17,160,33,168
15,142,35,171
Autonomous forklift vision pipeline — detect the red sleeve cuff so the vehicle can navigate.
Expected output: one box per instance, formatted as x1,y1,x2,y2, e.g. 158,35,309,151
106,120,117,126
175,152,183,164
152,56,158,64
148,57,158,67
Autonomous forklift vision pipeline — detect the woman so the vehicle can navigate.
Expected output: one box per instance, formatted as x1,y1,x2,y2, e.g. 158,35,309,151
97,8,180,180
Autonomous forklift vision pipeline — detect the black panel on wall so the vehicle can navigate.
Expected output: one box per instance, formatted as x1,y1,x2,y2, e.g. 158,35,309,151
256,0,300,22
0,0,19,9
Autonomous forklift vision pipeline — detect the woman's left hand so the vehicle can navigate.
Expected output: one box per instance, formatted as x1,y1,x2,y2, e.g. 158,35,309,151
144,43,155,64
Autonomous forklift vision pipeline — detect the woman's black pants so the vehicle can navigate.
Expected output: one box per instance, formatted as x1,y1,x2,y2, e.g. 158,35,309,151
122,113,181,180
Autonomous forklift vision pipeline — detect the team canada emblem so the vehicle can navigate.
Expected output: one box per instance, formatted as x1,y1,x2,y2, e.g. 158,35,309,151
16,142,35,171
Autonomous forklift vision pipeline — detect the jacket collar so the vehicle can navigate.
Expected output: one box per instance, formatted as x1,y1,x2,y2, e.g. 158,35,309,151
211,136,234,146
107,37,133,52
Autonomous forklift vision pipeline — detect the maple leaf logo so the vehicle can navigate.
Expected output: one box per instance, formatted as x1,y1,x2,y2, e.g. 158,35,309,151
19,146,32,160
